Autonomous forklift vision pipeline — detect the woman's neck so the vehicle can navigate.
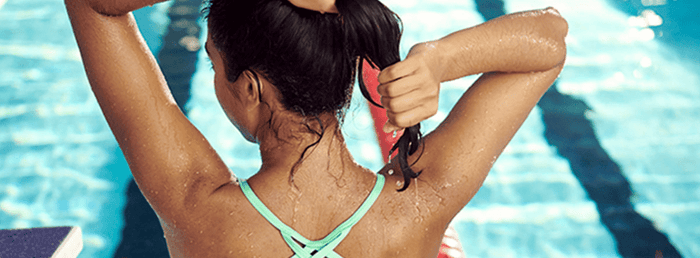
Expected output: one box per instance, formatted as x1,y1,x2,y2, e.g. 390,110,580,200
254,113,366,191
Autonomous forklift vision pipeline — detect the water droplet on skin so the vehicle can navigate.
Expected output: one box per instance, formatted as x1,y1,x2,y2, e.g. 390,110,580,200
388,169,394,175
199,230,203,234
229,250,233,254
414,216,424,224
229,211,234,216
396,181,403,187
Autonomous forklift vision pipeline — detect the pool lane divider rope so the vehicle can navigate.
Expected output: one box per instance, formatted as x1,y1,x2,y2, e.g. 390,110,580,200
361,60,466,258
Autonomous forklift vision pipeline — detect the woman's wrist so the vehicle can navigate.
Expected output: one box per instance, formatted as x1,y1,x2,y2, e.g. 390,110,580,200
409,41,450,83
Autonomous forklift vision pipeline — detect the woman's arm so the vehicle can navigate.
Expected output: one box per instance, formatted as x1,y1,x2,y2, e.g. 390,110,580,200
434,7,567,80
85,0,165,16
65,0,233,222
378,8,567,214
379,7,567,132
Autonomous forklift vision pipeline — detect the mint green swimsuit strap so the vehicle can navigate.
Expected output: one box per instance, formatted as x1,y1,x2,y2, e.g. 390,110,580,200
240,174,385,258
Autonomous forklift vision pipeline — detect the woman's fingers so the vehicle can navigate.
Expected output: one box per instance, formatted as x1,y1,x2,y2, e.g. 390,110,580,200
383,102,438,132
377,51,440,132
377,58,418,85
380,85,437,113
377,64,434,98
383,121,403,133
377,79,415,98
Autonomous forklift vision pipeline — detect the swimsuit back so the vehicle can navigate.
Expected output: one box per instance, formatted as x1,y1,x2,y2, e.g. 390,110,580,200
239,174,385,258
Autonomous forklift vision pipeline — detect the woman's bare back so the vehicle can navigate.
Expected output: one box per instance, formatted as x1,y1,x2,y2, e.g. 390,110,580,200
161,164,449,257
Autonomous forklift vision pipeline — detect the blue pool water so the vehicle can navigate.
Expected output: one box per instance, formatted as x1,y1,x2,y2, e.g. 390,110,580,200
1,0,699,257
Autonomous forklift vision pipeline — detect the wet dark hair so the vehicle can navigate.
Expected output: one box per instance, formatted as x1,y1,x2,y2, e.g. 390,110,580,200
204,0,422,191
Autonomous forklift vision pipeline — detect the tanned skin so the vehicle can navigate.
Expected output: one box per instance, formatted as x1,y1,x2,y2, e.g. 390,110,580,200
65,0,567,256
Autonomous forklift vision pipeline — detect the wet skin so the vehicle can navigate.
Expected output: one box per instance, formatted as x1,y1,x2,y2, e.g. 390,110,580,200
65,0,567,256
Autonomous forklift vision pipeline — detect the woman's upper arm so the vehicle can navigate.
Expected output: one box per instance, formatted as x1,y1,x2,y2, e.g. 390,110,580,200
65,0,232,218
417,66,563,211
402,8,568,214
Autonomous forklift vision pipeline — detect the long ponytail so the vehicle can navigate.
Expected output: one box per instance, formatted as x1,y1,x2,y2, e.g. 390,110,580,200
336,0,423,191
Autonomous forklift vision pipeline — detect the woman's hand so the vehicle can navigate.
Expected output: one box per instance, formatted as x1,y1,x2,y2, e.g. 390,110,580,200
377,42,443,133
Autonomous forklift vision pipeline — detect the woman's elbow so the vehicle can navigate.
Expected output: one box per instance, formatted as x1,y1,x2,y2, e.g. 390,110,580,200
543,7,569,37
542,7,568,65
526,7,568,68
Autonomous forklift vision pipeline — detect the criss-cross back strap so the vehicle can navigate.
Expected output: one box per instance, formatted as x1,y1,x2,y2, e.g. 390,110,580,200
240,174,385,258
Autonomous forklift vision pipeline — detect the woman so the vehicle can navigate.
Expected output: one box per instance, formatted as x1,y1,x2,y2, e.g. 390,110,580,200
65,0,567,256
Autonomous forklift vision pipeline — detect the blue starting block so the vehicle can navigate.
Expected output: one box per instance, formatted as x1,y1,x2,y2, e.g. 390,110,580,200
0,226,83,258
